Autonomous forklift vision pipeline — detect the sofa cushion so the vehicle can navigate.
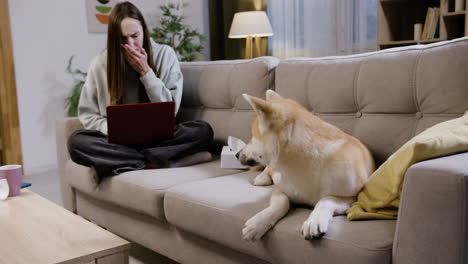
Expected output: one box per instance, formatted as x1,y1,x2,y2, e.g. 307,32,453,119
165,172,395,264
66,159,243,221
275,37,468,165
178,57,279,146
348,113,468,220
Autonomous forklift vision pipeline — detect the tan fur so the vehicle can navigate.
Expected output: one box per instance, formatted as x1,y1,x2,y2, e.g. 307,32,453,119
238,90,375,240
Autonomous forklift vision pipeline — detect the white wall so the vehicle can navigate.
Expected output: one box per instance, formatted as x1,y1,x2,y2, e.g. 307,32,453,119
8,0,210,175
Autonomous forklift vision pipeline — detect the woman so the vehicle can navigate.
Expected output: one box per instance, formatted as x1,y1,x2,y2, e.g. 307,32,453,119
68,1,213,182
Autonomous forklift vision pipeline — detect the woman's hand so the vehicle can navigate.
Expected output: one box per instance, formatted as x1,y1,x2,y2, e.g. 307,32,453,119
122,44,150,76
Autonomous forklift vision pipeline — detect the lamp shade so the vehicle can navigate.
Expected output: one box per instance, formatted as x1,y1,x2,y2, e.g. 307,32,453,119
228,11,273,38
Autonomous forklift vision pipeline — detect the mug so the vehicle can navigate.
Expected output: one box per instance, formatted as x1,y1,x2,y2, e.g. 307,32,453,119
0,165,23,197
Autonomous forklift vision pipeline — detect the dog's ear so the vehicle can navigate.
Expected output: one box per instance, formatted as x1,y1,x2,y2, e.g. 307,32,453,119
265,90,283,101
243,94,273,133
243,94,272,116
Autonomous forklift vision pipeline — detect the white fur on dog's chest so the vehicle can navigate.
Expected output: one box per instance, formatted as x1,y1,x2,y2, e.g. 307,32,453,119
275,168,322,205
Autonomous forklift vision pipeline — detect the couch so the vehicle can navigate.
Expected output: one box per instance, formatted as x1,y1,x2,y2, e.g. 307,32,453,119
56,37,468,264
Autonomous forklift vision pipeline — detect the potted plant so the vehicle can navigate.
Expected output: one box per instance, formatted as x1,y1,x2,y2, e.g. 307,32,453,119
65,56,87,117
151,2,206,61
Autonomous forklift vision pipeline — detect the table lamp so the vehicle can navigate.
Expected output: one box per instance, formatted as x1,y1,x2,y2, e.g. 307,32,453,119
228,11,273,59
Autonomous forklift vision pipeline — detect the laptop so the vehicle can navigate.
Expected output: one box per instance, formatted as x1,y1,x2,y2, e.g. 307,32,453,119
106,101,175,146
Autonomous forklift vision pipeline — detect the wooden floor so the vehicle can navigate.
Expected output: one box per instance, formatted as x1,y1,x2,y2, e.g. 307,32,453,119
23,168,176,264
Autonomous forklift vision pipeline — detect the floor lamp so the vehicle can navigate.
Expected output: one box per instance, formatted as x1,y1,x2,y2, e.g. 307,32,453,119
228,11,273,59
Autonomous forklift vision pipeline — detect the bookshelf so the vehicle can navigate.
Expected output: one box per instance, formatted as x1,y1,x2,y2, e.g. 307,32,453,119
378,0,468,49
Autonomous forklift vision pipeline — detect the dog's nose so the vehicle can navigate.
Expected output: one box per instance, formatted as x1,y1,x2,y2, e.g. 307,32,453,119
235,151,240,159
245,159,258,167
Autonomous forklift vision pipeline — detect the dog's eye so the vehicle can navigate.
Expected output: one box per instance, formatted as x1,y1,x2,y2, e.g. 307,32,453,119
259,155,263,159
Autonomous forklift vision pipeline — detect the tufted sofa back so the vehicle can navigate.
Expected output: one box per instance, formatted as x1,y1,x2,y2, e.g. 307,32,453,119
276,37,468,165
179,57,279,151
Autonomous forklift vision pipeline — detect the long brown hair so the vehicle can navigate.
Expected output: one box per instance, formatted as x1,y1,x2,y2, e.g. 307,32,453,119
107,1,156,105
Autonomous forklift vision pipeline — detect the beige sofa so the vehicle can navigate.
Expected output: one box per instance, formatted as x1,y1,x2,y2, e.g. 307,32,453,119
56,37,468,264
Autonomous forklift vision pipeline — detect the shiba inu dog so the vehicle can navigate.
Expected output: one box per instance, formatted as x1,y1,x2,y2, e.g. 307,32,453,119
237,90,375,240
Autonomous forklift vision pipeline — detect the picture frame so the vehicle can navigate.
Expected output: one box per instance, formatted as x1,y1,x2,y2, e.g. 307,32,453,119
85,0,120,33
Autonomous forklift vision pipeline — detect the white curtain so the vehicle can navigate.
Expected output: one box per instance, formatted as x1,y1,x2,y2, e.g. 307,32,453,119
268,0,378,58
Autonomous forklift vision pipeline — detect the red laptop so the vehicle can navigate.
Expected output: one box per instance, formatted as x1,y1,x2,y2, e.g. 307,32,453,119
106,101,175,146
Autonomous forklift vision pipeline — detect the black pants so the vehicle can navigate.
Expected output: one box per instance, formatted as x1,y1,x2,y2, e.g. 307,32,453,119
68,120,213,180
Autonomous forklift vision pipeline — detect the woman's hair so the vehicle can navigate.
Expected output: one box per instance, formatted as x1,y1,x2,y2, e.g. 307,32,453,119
107,1,156,105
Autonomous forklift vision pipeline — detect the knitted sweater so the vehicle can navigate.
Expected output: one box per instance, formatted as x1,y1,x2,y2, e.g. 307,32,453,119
78,41,183,135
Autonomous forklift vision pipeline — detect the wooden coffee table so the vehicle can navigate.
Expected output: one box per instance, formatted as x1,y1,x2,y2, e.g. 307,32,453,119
0,189,130,264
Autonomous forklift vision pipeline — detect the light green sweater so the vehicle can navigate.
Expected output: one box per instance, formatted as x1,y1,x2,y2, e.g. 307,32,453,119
78,41,183,135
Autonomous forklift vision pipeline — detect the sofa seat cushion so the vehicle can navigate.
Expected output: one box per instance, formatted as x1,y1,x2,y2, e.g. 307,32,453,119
66,159,243,221
165,171,396,264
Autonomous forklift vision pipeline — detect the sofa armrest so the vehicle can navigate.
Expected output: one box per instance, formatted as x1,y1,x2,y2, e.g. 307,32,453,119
55,117,83,212
393,152,468,264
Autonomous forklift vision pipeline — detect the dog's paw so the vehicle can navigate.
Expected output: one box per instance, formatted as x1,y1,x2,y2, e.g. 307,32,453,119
253,171,273,186
301,212,332,239
242,215,273,241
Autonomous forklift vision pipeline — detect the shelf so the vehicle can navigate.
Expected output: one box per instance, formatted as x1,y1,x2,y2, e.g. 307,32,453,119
379,38,445,47
378,0,467,49
443,10,466,39
443,11,466,17
378,0,441,44
379,40,418,46
419,38,445,43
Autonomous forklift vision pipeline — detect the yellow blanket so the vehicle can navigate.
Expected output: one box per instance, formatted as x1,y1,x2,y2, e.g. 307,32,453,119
347,111,468,220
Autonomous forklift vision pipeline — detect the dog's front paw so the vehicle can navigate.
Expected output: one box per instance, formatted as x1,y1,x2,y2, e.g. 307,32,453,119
301,212,332,239
242,214,272,241
253,170,273,186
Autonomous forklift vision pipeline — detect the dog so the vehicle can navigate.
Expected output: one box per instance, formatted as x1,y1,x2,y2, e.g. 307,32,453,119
246,165,274,186
237,90,375,240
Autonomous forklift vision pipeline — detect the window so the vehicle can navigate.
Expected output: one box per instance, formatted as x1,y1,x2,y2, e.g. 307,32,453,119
268,0,377,58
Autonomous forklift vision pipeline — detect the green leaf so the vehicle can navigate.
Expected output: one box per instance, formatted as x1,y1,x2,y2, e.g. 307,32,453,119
65,56,87,116
152,2,206,61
